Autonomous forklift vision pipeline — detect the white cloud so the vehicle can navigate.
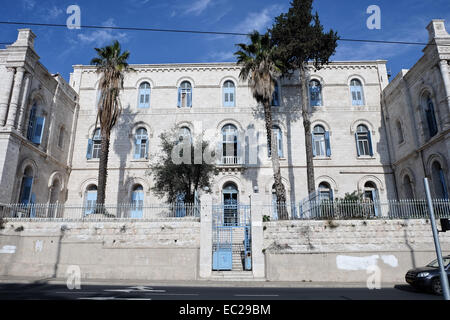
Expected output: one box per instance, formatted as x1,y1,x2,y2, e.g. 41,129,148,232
185,0,212,16
206,50,235,62
234,5,282,34
48,6,63,19
77,19,128,46
22,0,36,10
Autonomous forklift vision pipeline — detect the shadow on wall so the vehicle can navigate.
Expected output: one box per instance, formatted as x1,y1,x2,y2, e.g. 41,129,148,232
113,105,137,210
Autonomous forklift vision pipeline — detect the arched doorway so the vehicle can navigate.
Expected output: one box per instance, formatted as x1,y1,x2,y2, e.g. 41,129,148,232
223,182,238,225
363,181,379,216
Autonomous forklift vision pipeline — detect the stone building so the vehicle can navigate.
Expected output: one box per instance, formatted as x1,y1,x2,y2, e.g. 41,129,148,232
0,19,449,209
0,29,78,206
382,20,450,200
67,58,393,207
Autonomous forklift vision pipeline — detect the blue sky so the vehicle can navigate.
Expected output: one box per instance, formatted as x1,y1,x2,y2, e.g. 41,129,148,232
0,0,449,81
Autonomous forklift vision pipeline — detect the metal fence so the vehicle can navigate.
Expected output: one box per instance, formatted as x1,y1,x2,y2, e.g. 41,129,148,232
265,199,450,221
0,203,201,220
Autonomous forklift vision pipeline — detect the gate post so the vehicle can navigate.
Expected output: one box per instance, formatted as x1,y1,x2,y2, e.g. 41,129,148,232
199,193,213,279
251,193,265,278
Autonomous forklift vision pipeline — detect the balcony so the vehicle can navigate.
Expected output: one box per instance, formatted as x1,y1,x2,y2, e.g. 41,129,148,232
220,156,243,165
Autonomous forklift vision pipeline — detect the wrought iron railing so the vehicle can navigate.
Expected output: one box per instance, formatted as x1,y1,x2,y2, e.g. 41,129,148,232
264,199,450,221
0,203,201,220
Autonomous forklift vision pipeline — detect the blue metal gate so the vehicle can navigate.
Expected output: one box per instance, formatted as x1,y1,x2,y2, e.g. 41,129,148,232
212,204,252,271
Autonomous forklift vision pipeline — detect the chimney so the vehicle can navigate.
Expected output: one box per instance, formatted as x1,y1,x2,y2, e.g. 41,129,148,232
11,29,36,49
426,20,449,42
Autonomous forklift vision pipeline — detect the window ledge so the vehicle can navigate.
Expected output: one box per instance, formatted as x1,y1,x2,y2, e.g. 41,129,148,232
357,156,376,160
313,157,332,160
87,159,100,162
130,159,149,163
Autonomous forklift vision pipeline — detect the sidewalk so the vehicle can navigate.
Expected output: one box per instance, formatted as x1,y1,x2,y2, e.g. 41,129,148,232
0,276,402,288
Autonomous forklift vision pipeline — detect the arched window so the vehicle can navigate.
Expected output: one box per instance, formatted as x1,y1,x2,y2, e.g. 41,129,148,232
424,94,438,138
403,175,415,200
138,82,151,108
396,121,404,144
222,124,239,164
58,126,65,149
309,80,322,107
363,181,379,216
49,179,61,205
355,125,373,157
223,182,238,225
350,79,364,106
431,162,449,199
177,81,192,108
312,125,331,157
19,166,35,205
86,128,102,159
269,126,283,158
84,185,97,215
223,81,235,107
318,182,333,201
272,82,280,106
134,127,149,159
178,126,192,143
131,185,144,218
27,103,46,145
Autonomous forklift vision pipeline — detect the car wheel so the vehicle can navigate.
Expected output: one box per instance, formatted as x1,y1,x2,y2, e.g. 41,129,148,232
431,278,442,295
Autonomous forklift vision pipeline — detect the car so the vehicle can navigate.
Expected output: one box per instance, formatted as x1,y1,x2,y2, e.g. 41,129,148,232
405,256,450,295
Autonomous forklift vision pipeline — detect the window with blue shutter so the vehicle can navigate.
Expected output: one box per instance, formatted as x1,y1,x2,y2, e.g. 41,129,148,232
272,83,280,106
425,96,438,138
223,81,235,107
350,79,364,106
178,81,192,108
20,176,33,205
84,186,97,215
134,128,148,159
439,169,449,200
138,82,151,108
31,117,45,145
356,125,372,156
175,192,186,217
29,193,36,218
131,185,144,218
309,80,322,107
27,105,37,141
312,125,326,157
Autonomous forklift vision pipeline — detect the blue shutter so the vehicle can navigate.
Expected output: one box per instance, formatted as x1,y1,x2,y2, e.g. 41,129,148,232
277,129,283,157
85,191,97,215
187,89,192,108
29,193,36,218
355,133,361,157
439,170,449,200
131,191,143,218
86,139,93,160
224,87,235,107
312,133,317,157
32,117,45,145
134,137,142,159
177,87,181,107
325,131,331,157
368,131,374,156
27,107,36,141
20,177,33,204
144,139,149,159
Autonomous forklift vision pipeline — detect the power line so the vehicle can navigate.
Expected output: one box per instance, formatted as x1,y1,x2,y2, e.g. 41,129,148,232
0,20,449,47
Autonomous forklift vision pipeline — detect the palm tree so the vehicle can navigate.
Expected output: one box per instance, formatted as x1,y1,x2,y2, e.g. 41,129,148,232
235,31,288,219
90,40,132,211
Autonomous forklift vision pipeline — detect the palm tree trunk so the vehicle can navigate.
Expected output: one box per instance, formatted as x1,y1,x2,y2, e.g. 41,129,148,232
263,101,288,220
300,66,315,195
97,135,110,212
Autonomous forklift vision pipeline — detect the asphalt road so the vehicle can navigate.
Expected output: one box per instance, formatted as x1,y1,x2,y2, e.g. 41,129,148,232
0,282,443,300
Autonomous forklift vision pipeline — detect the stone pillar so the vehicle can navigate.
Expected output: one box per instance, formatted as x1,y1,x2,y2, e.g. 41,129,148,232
199,193,213,279
0,67,15,126
6,67,25,128
17,73,32,134
439,60,450,127
250,193,265,279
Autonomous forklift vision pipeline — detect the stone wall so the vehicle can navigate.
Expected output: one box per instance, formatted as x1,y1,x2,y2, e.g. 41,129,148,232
263,219,450,283
0,219,200,280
